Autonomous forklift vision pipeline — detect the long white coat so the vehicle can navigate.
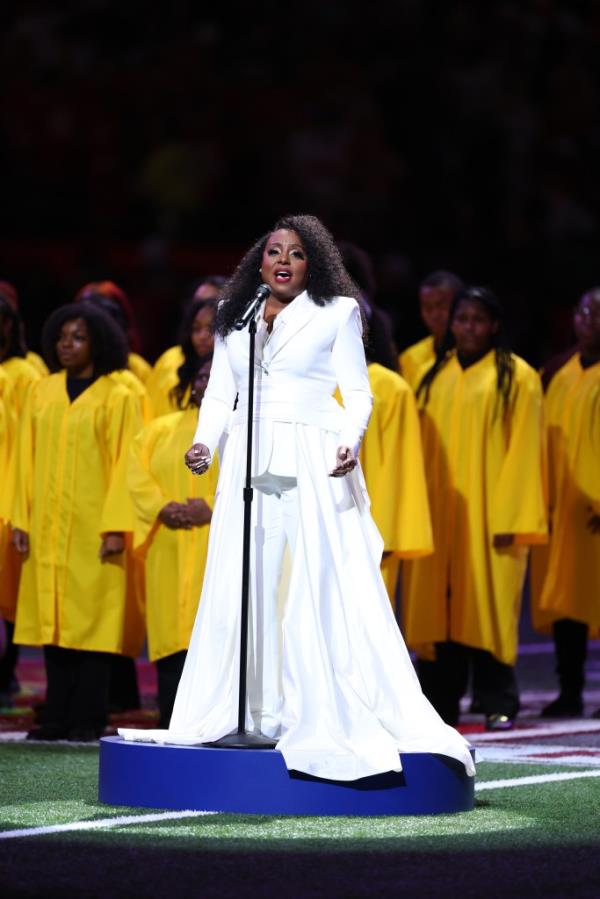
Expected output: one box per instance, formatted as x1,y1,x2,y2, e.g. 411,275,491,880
120,292,474,780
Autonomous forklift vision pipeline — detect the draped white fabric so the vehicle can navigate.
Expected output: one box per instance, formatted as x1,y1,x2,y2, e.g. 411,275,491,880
120,293,474,780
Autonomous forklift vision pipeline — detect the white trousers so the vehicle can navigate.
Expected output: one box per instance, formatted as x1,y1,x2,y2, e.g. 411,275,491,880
247,478,299,737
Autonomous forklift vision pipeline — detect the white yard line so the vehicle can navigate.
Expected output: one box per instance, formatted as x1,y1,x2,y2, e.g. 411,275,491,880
0,808,216,841
2,769,600,840
0,732,103,744
476,769,600,791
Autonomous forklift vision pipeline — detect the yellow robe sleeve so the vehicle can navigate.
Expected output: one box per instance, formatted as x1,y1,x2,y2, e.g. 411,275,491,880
490,363,547,543
360,366,433,557
578,382,600,516
99,388,144,535
0,373,15,521
10,380,36,533
127,424,170,549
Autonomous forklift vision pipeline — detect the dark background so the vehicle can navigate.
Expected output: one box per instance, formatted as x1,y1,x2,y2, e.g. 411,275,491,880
1,0,599,363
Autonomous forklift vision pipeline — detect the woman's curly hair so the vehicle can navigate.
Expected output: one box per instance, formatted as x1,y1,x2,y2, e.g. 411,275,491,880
170,298,217,409
42,302,128,375
417,286,515,418
215,214,361,337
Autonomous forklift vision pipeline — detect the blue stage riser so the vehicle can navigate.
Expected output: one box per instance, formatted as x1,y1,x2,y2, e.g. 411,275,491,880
99,738,475,816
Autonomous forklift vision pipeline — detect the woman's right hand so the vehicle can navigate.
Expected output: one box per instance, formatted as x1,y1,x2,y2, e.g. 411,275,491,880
12,528,29,555
159,502,193,530
184,443,211,476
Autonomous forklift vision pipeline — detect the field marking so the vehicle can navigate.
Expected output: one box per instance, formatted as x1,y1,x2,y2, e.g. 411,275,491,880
476,768,600,791
469,720,600,743
476,743,600,767
2,769,600,840
0,809,216,841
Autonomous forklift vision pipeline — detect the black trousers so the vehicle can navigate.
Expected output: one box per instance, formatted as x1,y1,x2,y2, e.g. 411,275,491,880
43,645,112,734
155,651,187,729
417,640,520,725
108,655,141,712
553,618,588,698
0,619,19,692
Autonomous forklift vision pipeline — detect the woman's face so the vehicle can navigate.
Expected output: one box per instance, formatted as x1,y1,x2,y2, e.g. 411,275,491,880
419,285,454,344
190,358,212,406
56,317,93,375
451,299,498,359
260,229,308,302
191,305,215,358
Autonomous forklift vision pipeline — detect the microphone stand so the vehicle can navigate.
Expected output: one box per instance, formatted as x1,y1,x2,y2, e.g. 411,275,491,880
207,300,277,750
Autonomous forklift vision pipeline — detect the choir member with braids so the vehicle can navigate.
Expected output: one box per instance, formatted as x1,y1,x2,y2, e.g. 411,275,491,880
403,287,546,730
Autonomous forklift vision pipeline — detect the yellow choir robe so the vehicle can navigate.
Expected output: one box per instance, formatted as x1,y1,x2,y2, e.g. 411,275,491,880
1,356,41,400
109,368,153,423
403,351,547,665
399,335,435,392
146,346,184,418
13,371,144,655
127,407,219,662
0,356,42,623
128,351,152,384
359,364,433,601
26,351,49,377
0,373,16,620
0,368,14,525
531,355,600,635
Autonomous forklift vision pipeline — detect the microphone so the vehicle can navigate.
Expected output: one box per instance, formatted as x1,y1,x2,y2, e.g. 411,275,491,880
234,284,270,330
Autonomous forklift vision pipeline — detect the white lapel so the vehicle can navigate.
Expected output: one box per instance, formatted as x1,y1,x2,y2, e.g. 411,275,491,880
266,291,320,363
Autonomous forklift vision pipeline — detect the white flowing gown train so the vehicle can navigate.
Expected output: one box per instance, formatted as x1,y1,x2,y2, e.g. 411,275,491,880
119,292,475,780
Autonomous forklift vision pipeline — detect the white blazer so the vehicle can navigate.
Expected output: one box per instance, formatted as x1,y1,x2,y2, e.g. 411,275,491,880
193,291,373,474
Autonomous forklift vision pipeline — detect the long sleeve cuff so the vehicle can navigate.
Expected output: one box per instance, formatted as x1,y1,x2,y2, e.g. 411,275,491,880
193,396,233,457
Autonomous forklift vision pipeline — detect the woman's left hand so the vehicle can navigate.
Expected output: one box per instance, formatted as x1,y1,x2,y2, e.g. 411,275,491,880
586,511,600,535
99,532,125,560
493,533,515,548
330,446,357,478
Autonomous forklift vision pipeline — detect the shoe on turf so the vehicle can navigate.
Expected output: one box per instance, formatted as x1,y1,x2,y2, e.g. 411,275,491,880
26,725,68,741
485,713,515,732
540,695,583,718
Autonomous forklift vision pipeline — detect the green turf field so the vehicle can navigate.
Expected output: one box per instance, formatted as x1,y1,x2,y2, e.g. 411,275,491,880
1,742,600,897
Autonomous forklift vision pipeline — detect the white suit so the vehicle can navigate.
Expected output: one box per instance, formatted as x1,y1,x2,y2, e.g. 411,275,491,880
120,292,474,780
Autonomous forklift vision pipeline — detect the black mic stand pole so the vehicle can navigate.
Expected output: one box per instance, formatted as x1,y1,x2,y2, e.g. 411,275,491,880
208,299,276,750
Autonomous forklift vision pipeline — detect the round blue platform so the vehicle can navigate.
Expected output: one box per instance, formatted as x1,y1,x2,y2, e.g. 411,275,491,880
99,737,474,816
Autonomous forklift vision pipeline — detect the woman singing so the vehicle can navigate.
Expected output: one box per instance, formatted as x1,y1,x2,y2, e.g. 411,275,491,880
120,215,474,781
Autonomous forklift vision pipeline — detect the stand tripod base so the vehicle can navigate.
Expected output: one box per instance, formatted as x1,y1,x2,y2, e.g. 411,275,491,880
204,730,277,749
